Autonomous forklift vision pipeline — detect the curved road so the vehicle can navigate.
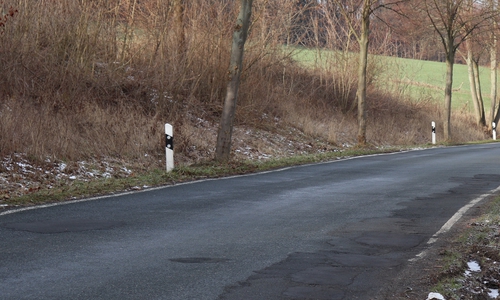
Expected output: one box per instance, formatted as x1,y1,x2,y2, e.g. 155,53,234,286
2,144,500,299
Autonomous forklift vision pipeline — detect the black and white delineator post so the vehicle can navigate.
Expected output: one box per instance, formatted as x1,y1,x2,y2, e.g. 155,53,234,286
165,123,174,172
493,122,497,141
431,121,436,145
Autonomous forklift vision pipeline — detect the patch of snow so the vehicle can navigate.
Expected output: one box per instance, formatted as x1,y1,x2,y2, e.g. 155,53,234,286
1,153,138,200
427,292,446,300
468,261,481,272
121,167,132,175
465,260,481,276
489,288,499,298
149,89,173,105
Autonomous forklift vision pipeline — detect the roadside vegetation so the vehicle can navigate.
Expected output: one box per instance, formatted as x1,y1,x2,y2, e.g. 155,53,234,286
427,196,500,299
0,0,494,208
2,147,399,207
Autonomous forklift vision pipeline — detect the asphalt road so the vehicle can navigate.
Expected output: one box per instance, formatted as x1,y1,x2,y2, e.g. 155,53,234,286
2,144,500,300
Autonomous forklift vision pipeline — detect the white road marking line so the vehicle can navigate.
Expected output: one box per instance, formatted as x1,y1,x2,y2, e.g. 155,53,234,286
410,185,500,262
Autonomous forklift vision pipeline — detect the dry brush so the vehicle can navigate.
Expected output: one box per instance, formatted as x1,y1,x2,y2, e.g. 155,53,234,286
0,0,487,168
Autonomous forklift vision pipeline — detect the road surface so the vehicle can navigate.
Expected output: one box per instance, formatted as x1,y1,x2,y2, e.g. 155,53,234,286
2,144,500,299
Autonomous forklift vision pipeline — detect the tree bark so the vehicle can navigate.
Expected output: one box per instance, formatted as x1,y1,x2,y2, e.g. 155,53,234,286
489,38,498,128
215,0,253,162
491,31,498,128
472,59,486,126
466,41,483,126
356,0,370,146
444,44,454,141
173,0,186,61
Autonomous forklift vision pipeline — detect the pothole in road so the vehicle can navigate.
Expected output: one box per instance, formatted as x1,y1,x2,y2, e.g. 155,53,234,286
169,257,230,264
1,219,126,233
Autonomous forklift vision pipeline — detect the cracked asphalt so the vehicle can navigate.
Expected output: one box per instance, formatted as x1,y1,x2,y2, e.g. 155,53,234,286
2,144,500,299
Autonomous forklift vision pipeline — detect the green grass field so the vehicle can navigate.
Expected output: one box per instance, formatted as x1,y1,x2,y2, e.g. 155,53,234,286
292,47,498,115
383,57,495,112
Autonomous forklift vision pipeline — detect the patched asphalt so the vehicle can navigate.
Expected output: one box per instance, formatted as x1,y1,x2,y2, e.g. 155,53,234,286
220,174,500,299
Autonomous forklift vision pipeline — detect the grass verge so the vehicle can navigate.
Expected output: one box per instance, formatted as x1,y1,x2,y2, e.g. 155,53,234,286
2,146,413,208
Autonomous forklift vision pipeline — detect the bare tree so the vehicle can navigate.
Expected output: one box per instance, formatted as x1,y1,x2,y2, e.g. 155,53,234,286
491,27,498,128
331,0,406,146
461,36,486,127
490,0,500,128
215,0,253,162
356,0,371,146
419,0,497,141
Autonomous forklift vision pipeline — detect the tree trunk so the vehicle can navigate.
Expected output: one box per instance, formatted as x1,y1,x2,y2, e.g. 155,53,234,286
215,0,253,162
491,32,498,128
444,47,454,141
356,0,370,146
472,59,486,126
466,42,483,126
173,0,186,62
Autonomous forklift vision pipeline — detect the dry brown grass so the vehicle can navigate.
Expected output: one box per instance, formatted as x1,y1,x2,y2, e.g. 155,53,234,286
0,0,488,170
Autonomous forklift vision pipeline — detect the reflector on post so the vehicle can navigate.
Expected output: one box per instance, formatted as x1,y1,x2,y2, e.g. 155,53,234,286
165,123,174,172
493,122,497,141
431,121,436,145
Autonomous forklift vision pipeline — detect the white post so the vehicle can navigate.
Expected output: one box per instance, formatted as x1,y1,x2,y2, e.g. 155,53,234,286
493,122,497,140
431,121,436,145
165,123,174,172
